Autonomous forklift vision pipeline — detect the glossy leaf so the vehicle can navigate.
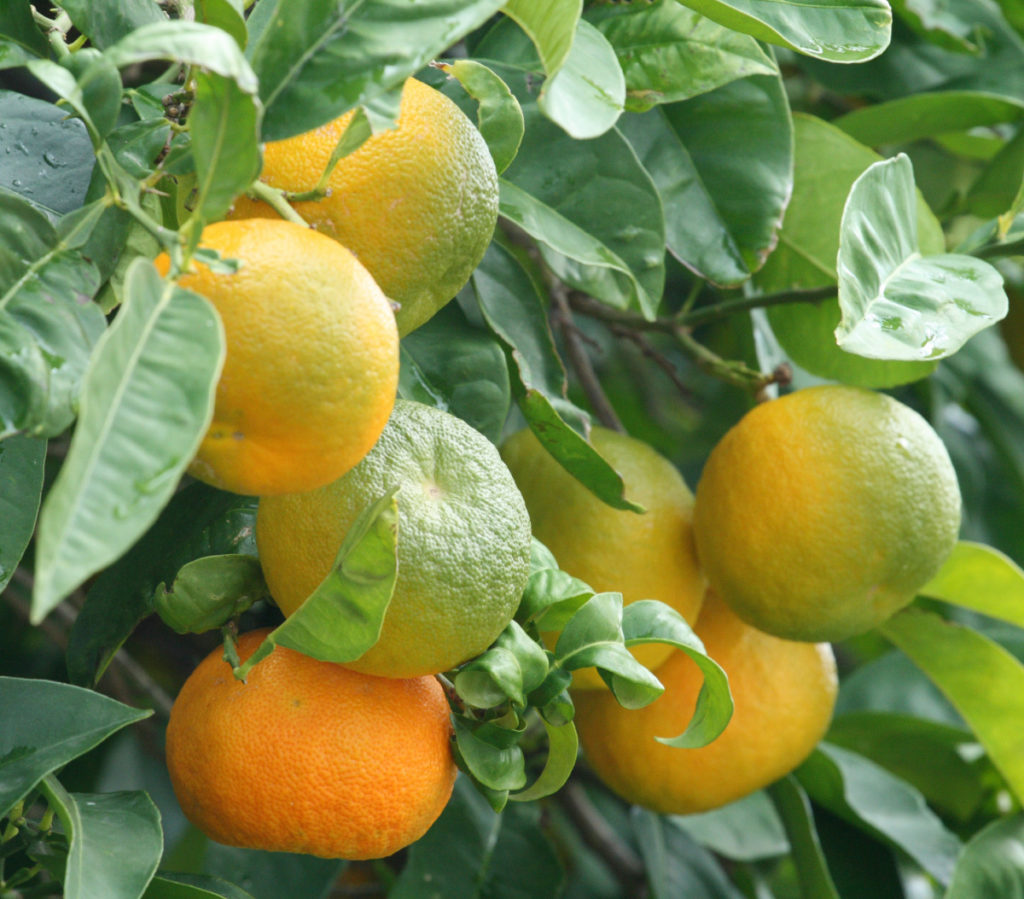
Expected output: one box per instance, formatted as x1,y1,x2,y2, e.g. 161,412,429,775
621,71,792,286
587,0,777,111
881,607,1024,805
454,716,528,794
946,813,1024,899
502,0,582,75
538,20,625,139
519,568,595,627
145,872,257,899
510,716,579,802
0,435,44,591
756,115,941,387
39,778,162,899
0,2,48,60
797,742,963,886
398,302,511,444
189,71,262,224
32,260,224,622
765,777,841,899
835,154,1007,361
672,790,789,861
67,485,258,687
57,0,167,49
0,677,149,817
836,91,1024,148
233,491,397,677
921,540,1024,630
154,554,267,635
439,60,524,174
676,0,892,62
248,0,505,141
0,91,94,215
454,621,550,708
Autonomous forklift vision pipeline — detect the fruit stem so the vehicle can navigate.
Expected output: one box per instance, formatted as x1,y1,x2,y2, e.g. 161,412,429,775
247,181,314,230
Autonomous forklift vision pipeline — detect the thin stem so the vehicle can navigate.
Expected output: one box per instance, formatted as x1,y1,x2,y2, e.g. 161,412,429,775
679,285,835,328
550,289,624,432
248,180,312,229
672,325,774,394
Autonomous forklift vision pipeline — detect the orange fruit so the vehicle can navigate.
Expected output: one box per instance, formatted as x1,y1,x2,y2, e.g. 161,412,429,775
257,400,532,678
229,77,498,336
155,219,398,496
693,385,961,643
165,628,456,860
500,426,705,688
573,592,837,814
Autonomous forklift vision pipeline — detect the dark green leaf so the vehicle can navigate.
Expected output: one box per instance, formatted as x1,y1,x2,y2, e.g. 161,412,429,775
836,154,1007,361
891,0,988,53
0,91,94,215
154,554,267,634
586,0,777,111
248,0,505,141
0,1,48,59
145,872,256,899
967,128,1024,219
194,843,342,899
31,260,224,622
57,0,167,49
67,484,258,686
946,813,1024,899
233,491,398,677
398,302,511,444
671,790,788,861
797,742,963,885
881,606,1024,806
765,777,841,899
675,0,892,62
0,677,149,817
454,716,528,793
39,778,162,899
621,71,792,286
0,435,44,591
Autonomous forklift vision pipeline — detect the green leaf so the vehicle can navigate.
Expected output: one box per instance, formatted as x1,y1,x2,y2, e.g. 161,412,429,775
675,0,892,62
621,71,792,287
194,0,248,49
398,302,511,444
0,91,94,215
454,621,550,708
38,778,162,899
765,777,841,899
0,2,48,59
154,554,267,634
891,0,987,53
756,114,940,387
835,154,1007,361
967,128,1024,219
248,0,505,141
537,19,625,139
836,91,1024,148
500,99,665,318
454,716,528,794
633,807,751,898
586,0,778,111
191,844,342,899
921,541,1024,630
502,0,582,75
672,790,789,861
31,260,224,622
623,600,733,749
439,60,524,174
189,71,262,224
881,606,1024,806
0,436,44,591
519,567,595,627
57,0,167,49
67,484,258,687
0,190,107,439
25,51,123,145
0,677,150,817
233,491,398,677
510,716,579,802
946,813,1024,899
145,872,256,899
797,742,963,886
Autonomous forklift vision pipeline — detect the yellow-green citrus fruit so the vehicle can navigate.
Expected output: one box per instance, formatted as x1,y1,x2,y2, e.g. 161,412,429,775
229,77,498,336
154,219,398,497
693,385,961,643
165,629,456,860
257,400,532,677
573,592,837,814
500,426,705,688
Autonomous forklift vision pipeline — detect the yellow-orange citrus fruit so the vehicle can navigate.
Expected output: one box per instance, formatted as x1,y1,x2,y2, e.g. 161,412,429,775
229,77,498,336
155,219,398,496
573,592,837,814
165,628,456,860
257,400,532,678
693,385,961,643
500,427,705,688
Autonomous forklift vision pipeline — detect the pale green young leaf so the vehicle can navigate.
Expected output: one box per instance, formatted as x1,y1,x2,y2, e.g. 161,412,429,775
921,541,1024,630
502,0,582,74
31,260,224,622
835,154,1007,361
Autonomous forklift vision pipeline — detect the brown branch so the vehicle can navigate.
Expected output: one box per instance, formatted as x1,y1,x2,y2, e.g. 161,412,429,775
609,325,694,403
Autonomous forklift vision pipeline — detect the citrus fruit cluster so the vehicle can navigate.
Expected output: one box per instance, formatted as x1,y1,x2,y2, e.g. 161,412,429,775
162,78,516,860
502,384,960,815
